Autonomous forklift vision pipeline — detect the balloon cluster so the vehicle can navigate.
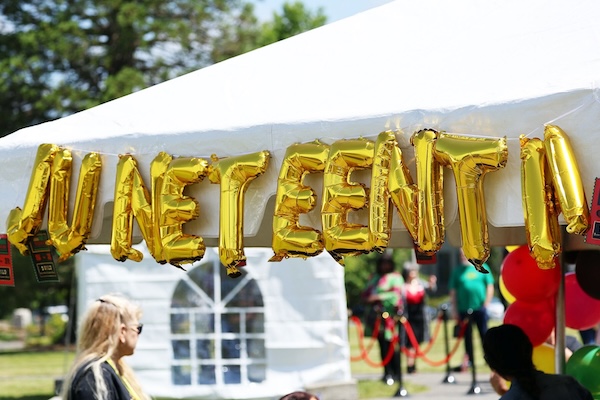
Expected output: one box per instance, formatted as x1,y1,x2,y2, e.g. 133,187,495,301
501,246,600,347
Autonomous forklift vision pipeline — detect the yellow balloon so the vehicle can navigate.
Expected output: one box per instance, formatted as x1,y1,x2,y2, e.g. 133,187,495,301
156,153,208,267
544,125,589,235
7,144,59,255
48,149,102,261
369,132,395,252
388,130,444,255
111,154,154,263
499,275,516,304
532,343,556,373
520,136,560,269
434,133,508,272
7,144,101,261
208,151,270,276
321,138,374,264
271,141,328,261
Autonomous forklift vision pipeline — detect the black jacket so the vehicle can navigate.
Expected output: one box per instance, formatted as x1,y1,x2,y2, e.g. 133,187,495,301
68,360,131,400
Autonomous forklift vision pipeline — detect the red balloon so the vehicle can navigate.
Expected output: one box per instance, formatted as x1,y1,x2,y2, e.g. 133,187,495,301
565,272,600,330
501,245,561,303
504,299,555,346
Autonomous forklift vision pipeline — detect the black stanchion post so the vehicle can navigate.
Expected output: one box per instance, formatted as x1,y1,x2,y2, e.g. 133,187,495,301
440,303,456,384
466,309,481,395
394,312,408,397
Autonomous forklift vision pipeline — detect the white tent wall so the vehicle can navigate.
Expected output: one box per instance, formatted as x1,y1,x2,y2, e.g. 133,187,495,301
76,246,351,399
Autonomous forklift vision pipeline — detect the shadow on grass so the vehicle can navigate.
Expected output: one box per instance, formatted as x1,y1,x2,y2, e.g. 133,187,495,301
0,396,54,400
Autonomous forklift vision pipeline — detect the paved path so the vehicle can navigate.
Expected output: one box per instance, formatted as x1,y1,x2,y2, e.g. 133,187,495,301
355,371,500,399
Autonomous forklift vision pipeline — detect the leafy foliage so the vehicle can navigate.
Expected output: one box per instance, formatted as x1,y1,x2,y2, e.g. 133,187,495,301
0,0,326,137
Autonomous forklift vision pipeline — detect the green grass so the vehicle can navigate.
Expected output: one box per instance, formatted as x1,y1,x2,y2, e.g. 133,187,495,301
0,349,74,400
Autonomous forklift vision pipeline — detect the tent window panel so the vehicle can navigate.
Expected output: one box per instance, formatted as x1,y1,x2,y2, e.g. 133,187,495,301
198,365,216,385
171,313,190,334
248,364,266,383
171,279,209,308
223,365,241,384
196,339,214,359
172,340,191,359
172,365,192,385
247,339,265,358
195,313,213,332
221,339,241,359
222,313,240,333
226,279,264,307
188,262,215,300
170,257,266,386
247,313,264,333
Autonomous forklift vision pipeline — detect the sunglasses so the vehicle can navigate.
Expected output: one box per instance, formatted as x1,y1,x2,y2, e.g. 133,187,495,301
133,323,143,335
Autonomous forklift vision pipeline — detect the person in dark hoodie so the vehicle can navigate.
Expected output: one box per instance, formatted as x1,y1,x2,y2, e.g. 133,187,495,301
483,324,592,400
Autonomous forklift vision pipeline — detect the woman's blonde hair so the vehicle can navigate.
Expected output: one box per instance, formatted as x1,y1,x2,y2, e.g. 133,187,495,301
61,293,149,400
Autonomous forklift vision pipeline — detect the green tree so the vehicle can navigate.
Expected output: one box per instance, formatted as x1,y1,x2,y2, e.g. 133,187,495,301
0,1,327,137
211,1,327,63
0,0,259,137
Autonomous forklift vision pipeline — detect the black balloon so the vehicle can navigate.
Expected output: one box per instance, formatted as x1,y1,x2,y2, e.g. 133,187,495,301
575,250,600,300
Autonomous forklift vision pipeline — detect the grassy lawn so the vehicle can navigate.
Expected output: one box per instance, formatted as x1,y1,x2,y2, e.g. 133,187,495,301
0,318,497,400
0,349,74,400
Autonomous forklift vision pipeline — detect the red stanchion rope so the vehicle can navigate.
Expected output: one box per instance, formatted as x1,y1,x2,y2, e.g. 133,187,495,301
350,315,380,361
350,313,470,368
349,315,399,367
401,313,443,358
400,317,469,367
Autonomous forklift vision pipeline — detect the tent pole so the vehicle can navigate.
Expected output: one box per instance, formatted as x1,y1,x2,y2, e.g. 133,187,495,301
555,248,566,374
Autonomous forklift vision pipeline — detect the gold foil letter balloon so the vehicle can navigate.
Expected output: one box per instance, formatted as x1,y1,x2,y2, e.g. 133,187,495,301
369,132,395,251
321,138,374,264
387,130,444,255
47,149,102,261
520,137,560,269
111,154,154,262
434,133,508,272
271,141,328,261
208,151,270,277
155,153,208,267
7,144,59,254
543,125,589,235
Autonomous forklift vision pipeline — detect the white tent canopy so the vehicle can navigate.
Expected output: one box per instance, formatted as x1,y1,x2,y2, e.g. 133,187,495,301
2,0,600,248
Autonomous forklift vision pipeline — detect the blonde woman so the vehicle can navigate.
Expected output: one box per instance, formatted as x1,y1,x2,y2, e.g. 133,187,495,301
61,294,148,400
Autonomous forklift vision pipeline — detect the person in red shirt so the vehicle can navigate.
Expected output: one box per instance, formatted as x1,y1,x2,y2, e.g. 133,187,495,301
402,261,437,373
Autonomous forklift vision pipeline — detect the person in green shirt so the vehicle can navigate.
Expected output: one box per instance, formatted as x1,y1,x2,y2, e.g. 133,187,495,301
362,253,405,385
449,250,494,370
